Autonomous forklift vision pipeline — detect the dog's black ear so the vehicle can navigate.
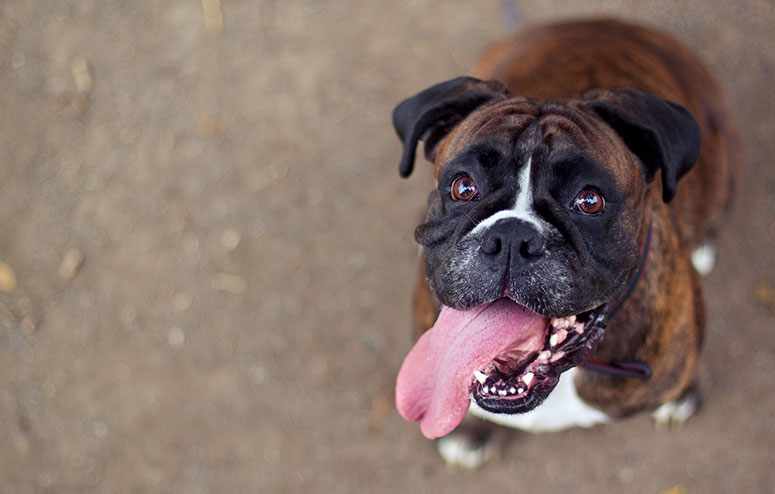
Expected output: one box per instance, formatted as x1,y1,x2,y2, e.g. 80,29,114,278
393,77,508,178
582,89,701,202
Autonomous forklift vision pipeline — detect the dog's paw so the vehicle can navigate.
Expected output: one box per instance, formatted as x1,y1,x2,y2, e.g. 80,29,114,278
691,241,716,276
436,427,503,469
651,391,700,430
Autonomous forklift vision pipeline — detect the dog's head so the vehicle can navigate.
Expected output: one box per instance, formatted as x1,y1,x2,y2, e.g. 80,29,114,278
393,77,700,438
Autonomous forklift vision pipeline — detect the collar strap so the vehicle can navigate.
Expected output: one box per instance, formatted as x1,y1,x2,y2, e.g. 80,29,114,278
583,358,653,380
608,218,653,318
582,218,654,380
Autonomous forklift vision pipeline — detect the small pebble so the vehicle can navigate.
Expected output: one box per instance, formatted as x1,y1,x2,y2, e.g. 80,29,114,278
210,273,247,294
167,327,185,348
92,420,108,438
220,229,241,250
201,0,223,35
248,365,266,384
10,52,26,68
70,56,93,94
0,261,17,292
173,292,193,313
58,248,84,280
754,281,775,313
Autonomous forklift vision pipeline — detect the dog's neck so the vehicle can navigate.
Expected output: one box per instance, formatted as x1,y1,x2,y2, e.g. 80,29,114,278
575,199,704,416
581,218,654,380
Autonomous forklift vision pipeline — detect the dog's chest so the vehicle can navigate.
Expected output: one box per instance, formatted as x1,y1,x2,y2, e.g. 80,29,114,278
468,368,610,433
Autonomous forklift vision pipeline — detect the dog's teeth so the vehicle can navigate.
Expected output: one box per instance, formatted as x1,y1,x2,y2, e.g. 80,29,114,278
549,333,559,347
537,350,552,362
573,322,585,334
552,315,578,330
498,389,507,396
550,351,566,362
518,387,524,394
473,370,488,385
556,329,568,345
509,387,516,394
482,386,489,394
551,317,567,329
522,372,534,386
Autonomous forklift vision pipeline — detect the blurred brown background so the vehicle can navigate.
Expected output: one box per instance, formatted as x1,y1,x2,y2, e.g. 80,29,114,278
1,1,773,493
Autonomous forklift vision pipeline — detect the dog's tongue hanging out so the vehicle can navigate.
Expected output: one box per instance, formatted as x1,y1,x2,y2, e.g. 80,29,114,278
396,298,547,439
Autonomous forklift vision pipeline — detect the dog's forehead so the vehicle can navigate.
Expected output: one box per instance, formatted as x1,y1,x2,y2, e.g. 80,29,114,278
433,98,536,173
435,98,642,187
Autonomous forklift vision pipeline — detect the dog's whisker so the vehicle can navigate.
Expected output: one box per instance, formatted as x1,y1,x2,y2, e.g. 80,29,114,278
463,211,478,229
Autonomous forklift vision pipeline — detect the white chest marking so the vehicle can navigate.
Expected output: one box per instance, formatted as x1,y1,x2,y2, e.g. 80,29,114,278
470,157,545,236
468,368,610,433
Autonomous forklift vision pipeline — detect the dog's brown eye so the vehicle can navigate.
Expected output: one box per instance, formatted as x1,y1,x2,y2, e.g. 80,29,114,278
573,189,605,215
451,176,479,201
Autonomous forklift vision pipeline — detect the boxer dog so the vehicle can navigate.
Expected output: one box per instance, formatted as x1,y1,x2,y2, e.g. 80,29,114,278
392,19,741,467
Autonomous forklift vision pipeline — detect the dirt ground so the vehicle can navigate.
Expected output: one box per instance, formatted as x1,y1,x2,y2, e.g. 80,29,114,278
1,1,773,493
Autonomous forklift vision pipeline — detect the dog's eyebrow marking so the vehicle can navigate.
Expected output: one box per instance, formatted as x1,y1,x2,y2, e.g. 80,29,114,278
470,156,545,235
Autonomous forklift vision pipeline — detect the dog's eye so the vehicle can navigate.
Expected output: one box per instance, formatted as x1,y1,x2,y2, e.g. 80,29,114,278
451,176,480,201
572,189,605,215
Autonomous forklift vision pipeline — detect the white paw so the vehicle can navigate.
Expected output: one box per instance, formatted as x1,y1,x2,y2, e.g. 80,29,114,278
691,242,716,276
651,393,699,429
436,430,500,469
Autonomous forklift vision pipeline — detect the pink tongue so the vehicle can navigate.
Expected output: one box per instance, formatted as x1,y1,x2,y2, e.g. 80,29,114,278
395,298,546,439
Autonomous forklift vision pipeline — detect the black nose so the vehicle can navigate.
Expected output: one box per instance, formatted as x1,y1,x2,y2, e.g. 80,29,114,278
480,218,545,261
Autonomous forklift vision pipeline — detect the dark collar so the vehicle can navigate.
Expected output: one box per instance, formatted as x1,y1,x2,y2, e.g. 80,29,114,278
608,218,654,318
582,219,654,380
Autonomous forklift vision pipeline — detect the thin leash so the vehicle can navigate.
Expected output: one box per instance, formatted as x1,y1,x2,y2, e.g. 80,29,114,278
500,0,523,31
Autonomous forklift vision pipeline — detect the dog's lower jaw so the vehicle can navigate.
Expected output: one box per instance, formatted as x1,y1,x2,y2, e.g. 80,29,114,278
470,306,607,414
437,367,609,469
469,367,609,432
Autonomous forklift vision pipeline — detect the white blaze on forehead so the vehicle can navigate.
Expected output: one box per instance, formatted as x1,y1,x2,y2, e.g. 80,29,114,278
513,156,535,222
470,156,544,236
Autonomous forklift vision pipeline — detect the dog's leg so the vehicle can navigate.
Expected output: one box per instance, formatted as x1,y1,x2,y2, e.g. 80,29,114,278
436,415,507,469
691,241,717,276
651,385,702,430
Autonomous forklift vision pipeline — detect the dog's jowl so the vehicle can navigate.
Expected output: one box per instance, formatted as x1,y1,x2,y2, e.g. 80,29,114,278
392,19,741,466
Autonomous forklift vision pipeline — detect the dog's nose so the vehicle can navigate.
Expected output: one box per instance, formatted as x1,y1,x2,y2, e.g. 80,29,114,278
480,218,545,261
